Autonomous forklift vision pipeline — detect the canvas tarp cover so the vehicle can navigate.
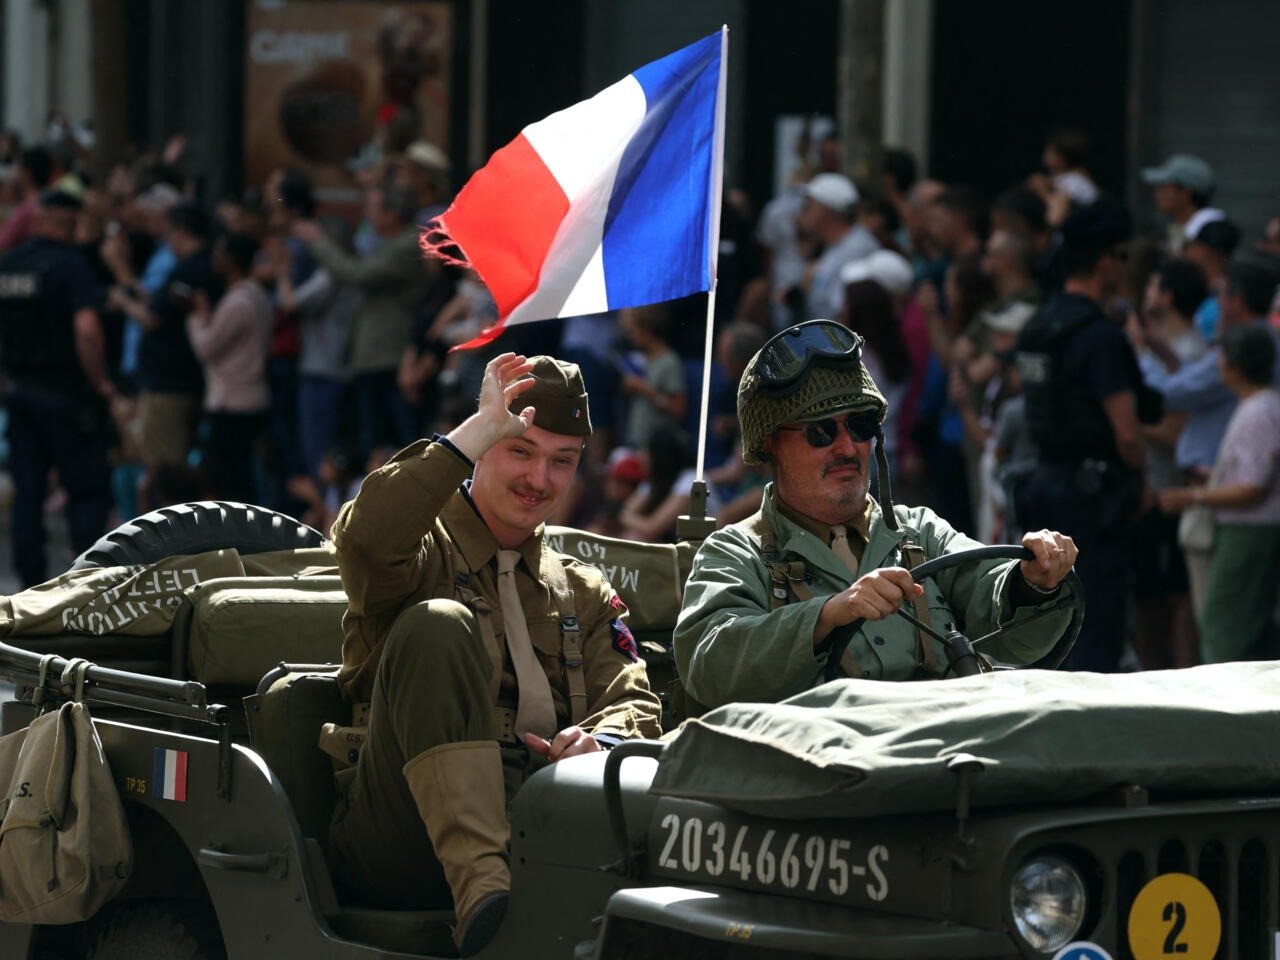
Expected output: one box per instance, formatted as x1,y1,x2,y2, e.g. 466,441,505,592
650,663,1280,819
0,548,338,639
0,531,684,651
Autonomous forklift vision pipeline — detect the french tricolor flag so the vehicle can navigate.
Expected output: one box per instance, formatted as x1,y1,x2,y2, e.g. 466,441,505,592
424,29,727,348
152,747,188,803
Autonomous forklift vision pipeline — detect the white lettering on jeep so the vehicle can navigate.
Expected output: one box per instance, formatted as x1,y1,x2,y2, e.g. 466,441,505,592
653,812,889,902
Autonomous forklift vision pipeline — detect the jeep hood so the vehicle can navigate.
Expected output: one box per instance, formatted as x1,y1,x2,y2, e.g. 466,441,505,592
651,663,1280,818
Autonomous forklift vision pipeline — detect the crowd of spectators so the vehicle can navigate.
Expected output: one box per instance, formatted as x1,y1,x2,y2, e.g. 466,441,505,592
1,119,1278,671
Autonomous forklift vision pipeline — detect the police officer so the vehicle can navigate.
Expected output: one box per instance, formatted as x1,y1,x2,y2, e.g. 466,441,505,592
675,320,1081,710
0,190,115,586
1015,200,1161,671
327,353,661,955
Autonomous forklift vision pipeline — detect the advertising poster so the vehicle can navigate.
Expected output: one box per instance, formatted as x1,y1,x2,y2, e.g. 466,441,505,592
244,0,452,205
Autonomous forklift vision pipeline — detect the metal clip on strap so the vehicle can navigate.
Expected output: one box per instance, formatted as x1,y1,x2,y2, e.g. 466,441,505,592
60,658,91,703
31,654,57,709
560,614,587,725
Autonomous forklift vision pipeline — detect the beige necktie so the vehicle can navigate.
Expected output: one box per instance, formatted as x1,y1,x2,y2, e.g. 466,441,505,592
496,549,558,739
830,524,859,577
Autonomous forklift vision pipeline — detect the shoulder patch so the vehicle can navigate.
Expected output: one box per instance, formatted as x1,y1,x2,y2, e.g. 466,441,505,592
610,618,638,662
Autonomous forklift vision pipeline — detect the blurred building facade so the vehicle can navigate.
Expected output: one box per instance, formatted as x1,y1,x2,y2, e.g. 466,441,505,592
1,0,1277,239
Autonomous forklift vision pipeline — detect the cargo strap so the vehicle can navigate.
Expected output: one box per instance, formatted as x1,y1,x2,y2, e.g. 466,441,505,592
31,654,56,710
494,705,519,743
541,548,587,727
899,539,938,674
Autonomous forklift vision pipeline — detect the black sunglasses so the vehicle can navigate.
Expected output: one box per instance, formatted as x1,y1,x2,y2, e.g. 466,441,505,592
779,412,880,448
752,320,864,398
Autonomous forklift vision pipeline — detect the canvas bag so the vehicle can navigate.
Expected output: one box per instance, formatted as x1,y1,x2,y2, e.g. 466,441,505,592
1177,464,1221,553
1177,504,1215,551
0,672,133,923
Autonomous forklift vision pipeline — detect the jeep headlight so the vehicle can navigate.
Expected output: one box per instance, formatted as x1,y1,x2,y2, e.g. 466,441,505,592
1010,856,1086,953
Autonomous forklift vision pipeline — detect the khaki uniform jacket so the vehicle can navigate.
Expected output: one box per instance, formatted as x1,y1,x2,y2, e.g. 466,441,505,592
674,483,1080,709
331,438,662,740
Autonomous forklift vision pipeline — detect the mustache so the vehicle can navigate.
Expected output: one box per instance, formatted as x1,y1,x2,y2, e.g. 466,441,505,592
821,456,863,478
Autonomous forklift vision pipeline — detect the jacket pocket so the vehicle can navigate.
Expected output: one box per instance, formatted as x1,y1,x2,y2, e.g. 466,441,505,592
527,616,562,658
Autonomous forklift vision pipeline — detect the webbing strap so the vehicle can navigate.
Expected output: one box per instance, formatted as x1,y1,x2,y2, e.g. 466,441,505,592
786,561,813,602
60,658,90,703
31,654,56,710
453,573,503,704
542,553,587,726
899,540,938,674
743,511,811,611
740,511,859,676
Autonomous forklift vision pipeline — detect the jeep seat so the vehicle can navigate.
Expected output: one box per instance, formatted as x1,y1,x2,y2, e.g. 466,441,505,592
244,668,347,840
246,671,459,955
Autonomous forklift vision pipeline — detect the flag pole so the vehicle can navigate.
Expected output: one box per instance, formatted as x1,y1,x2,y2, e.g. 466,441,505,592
679,25,729,541
694,279,718,483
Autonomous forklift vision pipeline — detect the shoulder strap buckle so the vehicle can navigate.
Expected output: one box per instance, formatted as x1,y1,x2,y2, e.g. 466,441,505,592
544,552,588,725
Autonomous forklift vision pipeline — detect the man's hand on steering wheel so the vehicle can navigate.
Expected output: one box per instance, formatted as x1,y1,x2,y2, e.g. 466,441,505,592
816,568,923,644
1019,529,1077,592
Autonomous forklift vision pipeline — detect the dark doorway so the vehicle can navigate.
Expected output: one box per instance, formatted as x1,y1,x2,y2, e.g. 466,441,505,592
484,2,586,166
741,0,839,213
928,0,1131,202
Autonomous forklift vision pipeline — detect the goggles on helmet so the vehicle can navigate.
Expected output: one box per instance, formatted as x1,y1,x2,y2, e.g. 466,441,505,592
751,320,865,399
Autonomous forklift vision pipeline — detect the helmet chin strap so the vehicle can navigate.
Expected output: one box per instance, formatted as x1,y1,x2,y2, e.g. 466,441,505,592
874,431,900,532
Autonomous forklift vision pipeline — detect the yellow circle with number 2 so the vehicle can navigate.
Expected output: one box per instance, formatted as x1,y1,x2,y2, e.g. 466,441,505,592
1127,873,1221,960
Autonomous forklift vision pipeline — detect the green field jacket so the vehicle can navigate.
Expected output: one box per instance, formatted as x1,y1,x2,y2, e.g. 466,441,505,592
674,484,1080,709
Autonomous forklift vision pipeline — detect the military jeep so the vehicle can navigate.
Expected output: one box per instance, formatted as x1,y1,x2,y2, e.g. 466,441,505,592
0,500,1272,960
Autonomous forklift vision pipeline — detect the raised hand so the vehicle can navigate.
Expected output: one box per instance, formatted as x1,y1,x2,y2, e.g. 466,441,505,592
477,352,537,439
447,353,538,461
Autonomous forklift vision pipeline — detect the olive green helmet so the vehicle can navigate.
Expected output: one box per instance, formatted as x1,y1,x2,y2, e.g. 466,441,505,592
737,323,888,465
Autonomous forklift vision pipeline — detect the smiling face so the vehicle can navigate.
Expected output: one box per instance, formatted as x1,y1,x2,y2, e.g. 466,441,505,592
470,425,583,547
765,415,873,526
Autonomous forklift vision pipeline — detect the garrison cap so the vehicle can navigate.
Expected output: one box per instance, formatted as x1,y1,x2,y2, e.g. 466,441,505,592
509,355,592,437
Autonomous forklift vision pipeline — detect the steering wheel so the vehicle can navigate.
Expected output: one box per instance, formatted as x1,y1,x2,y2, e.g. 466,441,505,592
822,545,1084,682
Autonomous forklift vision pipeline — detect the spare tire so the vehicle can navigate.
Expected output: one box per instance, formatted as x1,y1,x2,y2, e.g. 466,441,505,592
72,501,326,570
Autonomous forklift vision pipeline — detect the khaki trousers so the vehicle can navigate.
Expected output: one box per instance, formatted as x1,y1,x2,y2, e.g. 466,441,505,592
1184,546,1211,622
326,599,538,908
137,391,200,468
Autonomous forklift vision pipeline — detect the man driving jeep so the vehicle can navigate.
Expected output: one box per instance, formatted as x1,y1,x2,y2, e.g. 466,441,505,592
674,319,1082,709
327,353,662,955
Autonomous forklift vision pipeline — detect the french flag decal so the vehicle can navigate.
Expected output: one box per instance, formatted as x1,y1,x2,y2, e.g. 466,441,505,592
152,747,188,802
424,29,728,349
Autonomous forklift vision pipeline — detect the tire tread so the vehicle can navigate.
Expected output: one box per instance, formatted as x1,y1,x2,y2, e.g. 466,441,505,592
72,501,325,570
